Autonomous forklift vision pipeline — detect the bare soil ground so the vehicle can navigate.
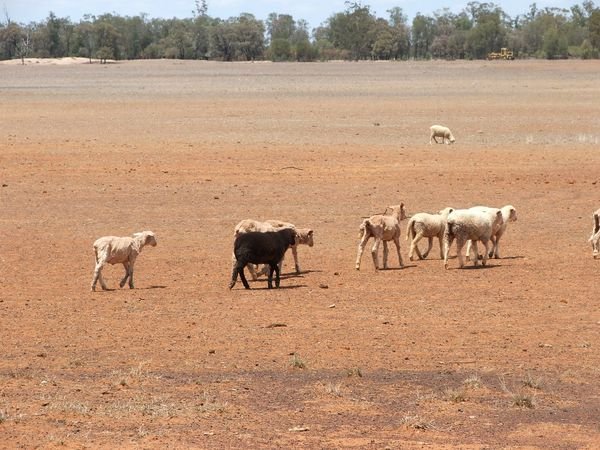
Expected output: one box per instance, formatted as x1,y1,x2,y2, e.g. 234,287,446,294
1,59,600,448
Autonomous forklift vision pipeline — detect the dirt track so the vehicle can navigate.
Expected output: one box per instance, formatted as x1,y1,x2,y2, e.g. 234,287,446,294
1,60,600,448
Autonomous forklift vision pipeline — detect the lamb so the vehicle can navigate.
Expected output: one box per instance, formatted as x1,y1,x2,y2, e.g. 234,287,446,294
355,203,407,270
406,207,454,260
443,209,503,269
589,208,600,258
429,125,455,145
91,231,157,291
234,219,313,279
229,228,297,289
465,205,517,260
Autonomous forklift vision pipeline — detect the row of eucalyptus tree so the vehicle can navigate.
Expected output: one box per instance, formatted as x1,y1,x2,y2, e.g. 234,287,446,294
2,1,600,62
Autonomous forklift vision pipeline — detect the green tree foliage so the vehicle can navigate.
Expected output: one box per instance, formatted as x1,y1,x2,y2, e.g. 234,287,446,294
1,1,600,62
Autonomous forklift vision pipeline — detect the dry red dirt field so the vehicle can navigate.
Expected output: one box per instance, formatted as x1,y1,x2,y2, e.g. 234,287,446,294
1,59,600,448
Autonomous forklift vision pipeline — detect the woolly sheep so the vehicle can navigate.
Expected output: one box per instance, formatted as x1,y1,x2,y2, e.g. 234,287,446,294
443,209,502,269
406,207,454,260
234,219,313,279
430,125,455,145
229,228,297,289
465,205,517,260
355,204,407,270
589,208,600,258
91,231,157,291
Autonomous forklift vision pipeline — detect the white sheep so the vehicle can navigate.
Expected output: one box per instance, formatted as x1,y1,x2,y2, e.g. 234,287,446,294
233,219,313,279
355,204,407,270
589,208,600,258
466,205,517,260
443,209,503,269
430,125,455,145
91,231,157,291
406,207,454,260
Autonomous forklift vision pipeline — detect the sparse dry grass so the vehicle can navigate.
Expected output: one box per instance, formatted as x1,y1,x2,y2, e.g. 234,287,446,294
346,367,363,378
500,376,536,409
522,372,544,390
444,387,467,403
324,382,343,397
463,374,482,389
290,354,306,369
400,415,434,430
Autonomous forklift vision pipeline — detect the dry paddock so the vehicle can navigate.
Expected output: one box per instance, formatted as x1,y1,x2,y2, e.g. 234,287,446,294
1,59,600,448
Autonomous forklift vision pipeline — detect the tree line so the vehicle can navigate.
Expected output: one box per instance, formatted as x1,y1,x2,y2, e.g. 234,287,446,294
2,1,600,63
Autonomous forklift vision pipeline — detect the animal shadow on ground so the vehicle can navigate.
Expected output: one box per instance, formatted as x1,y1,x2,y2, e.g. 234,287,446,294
378,264,418,271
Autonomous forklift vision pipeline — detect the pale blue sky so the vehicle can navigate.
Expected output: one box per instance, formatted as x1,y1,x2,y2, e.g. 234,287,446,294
3,0,581,28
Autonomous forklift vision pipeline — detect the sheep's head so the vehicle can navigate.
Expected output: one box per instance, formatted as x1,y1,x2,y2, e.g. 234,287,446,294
503,205,517,222
449,135,456,144
439,207,454,217
387,203,407,221
135,231,157,247
297,229,314,247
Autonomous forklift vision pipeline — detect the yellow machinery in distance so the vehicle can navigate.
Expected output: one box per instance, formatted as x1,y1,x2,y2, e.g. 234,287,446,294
487,48,514,60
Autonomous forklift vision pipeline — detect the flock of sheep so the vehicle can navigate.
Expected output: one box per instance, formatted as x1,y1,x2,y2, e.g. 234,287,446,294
89,125,600,291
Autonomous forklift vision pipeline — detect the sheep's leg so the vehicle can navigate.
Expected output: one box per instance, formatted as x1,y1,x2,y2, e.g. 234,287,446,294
443,233,454,269
438,236,445,259
481,240,489,266
119,262,130,288
229,261,240,289
422,237,433,259
370,238,381,270
267,263,277,289
470,240,479,267
238,262,250,289
128,264,135,289
91,261,107,291
393,236,404,268
382,241,389,269
247,263,260,280
273,263,281,288
465,240,472,261
491,234,501,258
455,237,466,268
409,231,424,261
355,232,370,270
291,245,300,273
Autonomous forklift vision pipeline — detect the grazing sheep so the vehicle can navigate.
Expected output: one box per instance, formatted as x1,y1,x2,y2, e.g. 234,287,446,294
443,209,503,269
406,207,454,260
466,205,517,260
589,208,600,258
234,219,313,279
355,204,407,270
91,231,157,291
430,125,455,145
229,228,297,290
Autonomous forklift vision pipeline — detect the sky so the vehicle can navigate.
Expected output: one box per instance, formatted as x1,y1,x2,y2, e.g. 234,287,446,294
2,0,580,28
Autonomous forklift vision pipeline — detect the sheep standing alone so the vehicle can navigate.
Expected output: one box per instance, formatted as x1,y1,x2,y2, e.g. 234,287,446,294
229,228,297,289
406,207,454,260
91,231,157,291
355,204,407,270
234,219,314,279
589,208,600,258
429,125,455,145
443,209,503,269
465,205,517,260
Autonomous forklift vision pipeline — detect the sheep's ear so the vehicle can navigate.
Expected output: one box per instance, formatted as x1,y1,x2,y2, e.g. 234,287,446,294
308,229,313,235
